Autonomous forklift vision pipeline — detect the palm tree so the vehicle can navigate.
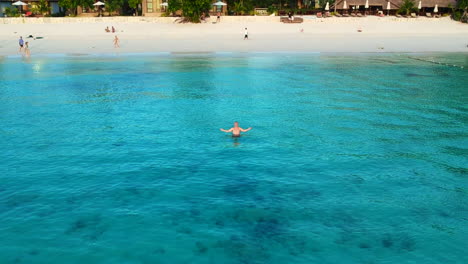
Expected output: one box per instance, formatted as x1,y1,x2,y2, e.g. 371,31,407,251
398,0,417,15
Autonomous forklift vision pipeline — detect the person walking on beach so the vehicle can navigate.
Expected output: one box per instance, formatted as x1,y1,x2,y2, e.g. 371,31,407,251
19,36,24,52
244,28,248,40
114,35,120,48
217,12,221,23
220,122,252,137
24,42,30,57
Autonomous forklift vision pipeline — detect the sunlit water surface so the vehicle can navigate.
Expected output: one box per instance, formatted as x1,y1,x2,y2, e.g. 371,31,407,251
0,53,467,264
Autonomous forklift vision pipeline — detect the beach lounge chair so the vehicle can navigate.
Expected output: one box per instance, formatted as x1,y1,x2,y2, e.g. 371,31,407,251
280,16,303,23
411,13,417,18
350,13,357,17
357,13,363,17
335,13,342,17
326,12,332,17
316,12,323,18
426,12,432,17
396,14,402,18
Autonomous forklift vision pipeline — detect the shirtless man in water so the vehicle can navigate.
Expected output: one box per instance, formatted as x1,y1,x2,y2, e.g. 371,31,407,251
220,122,252,137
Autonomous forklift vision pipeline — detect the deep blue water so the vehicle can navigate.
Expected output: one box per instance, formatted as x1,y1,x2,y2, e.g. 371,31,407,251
0,53,467,264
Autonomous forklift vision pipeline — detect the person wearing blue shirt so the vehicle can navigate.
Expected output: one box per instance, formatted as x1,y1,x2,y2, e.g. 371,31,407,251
19,36,24,52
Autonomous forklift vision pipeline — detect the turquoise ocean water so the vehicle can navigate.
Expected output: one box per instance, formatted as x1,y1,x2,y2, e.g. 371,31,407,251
0,53,467,263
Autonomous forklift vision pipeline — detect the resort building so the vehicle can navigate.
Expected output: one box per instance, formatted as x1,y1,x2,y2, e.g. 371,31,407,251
141,0,165,17
331,0,456,14
1,0,61,17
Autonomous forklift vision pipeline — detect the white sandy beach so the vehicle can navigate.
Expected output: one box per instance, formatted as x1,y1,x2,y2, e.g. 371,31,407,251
0,16,467,56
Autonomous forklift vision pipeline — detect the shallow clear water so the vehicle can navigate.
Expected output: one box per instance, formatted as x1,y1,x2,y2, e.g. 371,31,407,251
0,53,467,264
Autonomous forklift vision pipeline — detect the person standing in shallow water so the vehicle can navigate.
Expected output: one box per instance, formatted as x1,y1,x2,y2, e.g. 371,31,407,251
220,122,252,137
114,35,120,48
244,28,248,40
24,42,30,57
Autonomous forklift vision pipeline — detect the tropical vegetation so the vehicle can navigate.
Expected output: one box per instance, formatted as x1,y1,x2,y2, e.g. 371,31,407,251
4,7,20,17
397,0,417,15
52,1,317,18
58,0,94,16
32,0,51,15
452,0,468,22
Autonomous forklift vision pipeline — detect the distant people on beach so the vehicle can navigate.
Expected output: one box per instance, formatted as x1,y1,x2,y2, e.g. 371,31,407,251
244,28,248,40
19,36,24,52
112,26,116,33
105,26,110,33
201,12,206,23
114,35,120,48
220,122,252,137
217,12,221,23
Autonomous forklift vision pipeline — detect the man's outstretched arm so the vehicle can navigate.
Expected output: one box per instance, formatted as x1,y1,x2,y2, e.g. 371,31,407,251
240,127,252,132
220,128,233,133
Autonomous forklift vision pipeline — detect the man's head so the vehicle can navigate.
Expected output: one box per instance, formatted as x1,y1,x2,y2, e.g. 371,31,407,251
234,121,239,127
20,36,22,39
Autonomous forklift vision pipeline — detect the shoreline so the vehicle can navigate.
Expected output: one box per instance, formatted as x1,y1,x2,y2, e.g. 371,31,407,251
1,16,467,55
2,51,468,58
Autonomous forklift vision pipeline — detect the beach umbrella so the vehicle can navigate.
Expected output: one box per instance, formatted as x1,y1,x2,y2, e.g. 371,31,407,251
434,4,438,13
93,1,105,17
213,0,226,13
212,1,227,6
343,0,347,9
418,1,421,9
12,1,27,5
12,1,27,14
386,1,390,16
325,2,329,11
365,0,369,8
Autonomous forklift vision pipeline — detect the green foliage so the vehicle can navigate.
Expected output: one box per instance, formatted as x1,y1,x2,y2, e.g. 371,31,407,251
232,1,244,14
180,0,211,23
128,0,141,9
4,7,20,17
230,0,254,15
318,0,335,9
59,0,93,15
168,0,182,14
457,0,468,9
267,4,278,14
453,0,468,22
33,0,51,15
398,0,417,15
106,0,125,15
